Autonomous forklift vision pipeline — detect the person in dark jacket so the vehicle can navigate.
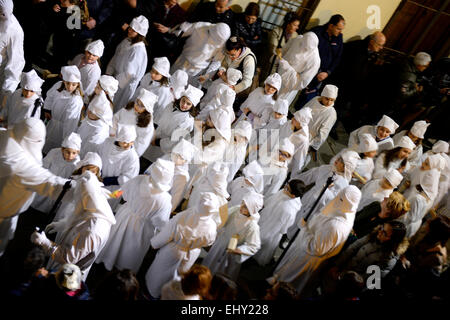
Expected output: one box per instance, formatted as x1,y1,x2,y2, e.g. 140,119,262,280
295,14,345,109
233,2,262,55
79,0,114,41
188,0,235,32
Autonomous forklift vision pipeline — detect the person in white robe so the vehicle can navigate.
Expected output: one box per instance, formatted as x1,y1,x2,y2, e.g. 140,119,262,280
199,67,241,110
357,168,404,211
145,192,219,298
393,120,430,168
202,191,263,280
197,85,236,123
0,118,69,256
106,16,149,112
268,185,361,296
228,160,264,207
170,22,231,85
398,169,440,238
1,70,44,128
95,158,174,273
224,120,252,182
32,132,82,213
288,107,313,179
351,133,378,188
287,149,360,240
277,32,321,106
169,70,189,101
43,66,84,153
254,94,288,131
254,180,303,266
31,170,116,281
70,40,104,104
0,0,25,108
348,114,399,153
134,57,172,125
373,135,416,179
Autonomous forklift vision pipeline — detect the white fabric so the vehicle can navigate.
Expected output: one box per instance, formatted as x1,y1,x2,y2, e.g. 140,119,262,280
172,138,196,162
2,88,41,127
70,54,101,102
226,68,242,86
272,99,289,115
358,133,378,153
427,154,447,172
86,39,104,57
410,120,430,139
116,124,136,143
321,84,338,99
432,140,449,154
152,57,171,78
98,75,119,100
377,115,399,134
183,84,204,107
170,70,188,100
224,123,250,182
234,119,252,141
147,158,175,192
209,107,231,142
351,157,374,188
61,65,81,83
348,125,394,153
264,73,282,91
357,178,393,211
96,174,172,272
61,132,82,151
414,52,431,66
280,137,295,156
293,106,312,128
242,160,264,194
136,87,158,113
305,97,337,150
76,151,102,171
385,168,404,188
130,15,149,36
419,168,440,201
21,70,44,93
242,191,264,217
395,135,416,150
373,153,411,180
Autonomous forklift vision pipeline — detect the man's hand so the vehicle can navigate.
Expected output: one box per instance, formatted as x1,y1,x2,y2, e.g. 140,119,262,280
53,4,61,12
86,18,97,30
154,23,169,33
317,72,329,82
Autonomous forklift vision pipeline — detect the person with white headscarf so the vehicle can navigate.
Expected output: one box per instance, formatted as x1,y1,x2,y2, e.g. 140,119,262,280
398,169,440,238
254,179,303,266
31,170,115,281
202,191,263,280
98,124,140,209
224,120,252,182
357,168,404,211
134,57,172,124
196,87,236,123
0,118,69,256
169,70,189,101
348,114,399,153
96,158,174,273
170,22,231,85
32,132,82,213
351,133,378,188
277,32,321,105
260,137,295,197
373,135,416,179
0,0,25,108
92,75,119,107
269,185,361,296
200,67,241,109
393,120,430,167
111,88,157,157
1,70,44,128
144,85,204,162
43,66,84,154
145,192,219,298
288,107,313,179
70,40,104,104
106,15,149,112
254,94,289,131
228,160,264,207
286,149,360,240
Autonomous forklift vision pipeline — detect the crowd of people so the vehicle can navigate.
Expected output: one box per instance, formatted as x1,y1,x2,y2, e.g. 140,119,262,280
0,0,449,301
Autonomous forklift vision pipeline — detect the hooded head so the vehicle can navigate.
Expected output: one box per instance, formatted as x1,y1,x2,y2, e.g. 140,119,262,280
293,106,312,128
197,192,220,216
152,57,171,78
207,162,230,198
358,133,378,153
98,75,119,100
148,158,175,192
272,99,289,116
432,140,449,154
242,191,264,217
234,120,252,142
62,132,82,151
410,120,430,139
384,168,403,189
395,135,416,150
226,68,242,86
419,169,439,201
264,73,282,91
300,32,319,51
55,264,82,291
209,108,231,142
331,149,360,181
427,154,446,172
377,115,399,135
243,160,264,193
11,118,46,165
76,152,103,171
88,93,113,126
21,70,44,94
136,88,158,114
172,138,196,162
322,185,362,218
86,40,105,58
182,85,204,107
209,23,231,46
170,70,189,99
116,124,137,144
61,66,81,83
279,137,295,158
321,84,338,99
218,87,236,107
130,15,149,37
0,0,13,24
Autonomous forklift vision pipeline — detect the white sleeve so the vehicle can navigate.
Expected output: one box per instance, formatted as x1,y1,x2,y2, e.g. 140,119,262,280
2,27,25,93
310,110,337,150
297,56,320,90
62,97,84,140
117,152,140,186
150,196,173,234
237,224,261,258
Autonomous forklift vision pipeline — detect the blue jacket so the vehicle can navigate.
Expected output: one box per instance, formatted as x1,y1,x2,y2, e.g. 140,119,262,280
311,24,344,76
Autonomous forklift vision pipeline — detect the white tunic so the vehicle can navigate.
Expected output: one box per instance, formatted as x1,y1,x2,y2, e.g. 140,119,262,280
171,164,190,211
254,191,301,266
96,175,172,273
304,97,337,151
237,87,275,127
373,153,410,180
77,117,110,158
106,39,147,112
70,54,101,103
261,159,289,197
43,82,84,153
357,179,393,212
228,177,258,208
393,130,422,168
351,157,375,189
348,125,394,153
223,141,248,183
399,191,432,238
2,89,41,127
289,129,310,180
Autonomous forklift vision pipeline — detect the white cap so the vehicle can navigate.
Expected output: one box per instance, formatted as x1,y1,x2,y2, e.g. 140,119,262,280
136,88,158,113
427,154,446,171
322,185,362,216
55,264,82,291
293,107,312,128
172,138,196,162
321,84,338,99
272,99,288,115
86,39,105,57
414,52,432,66
152,57,171,78
395,135,416,150
88,93,113,126
218,87,235,107
377,115,399,134
148,158,175,192
21,70,44,93
198,192,220,216
264,73,282,91
226,68,242,86
130,15,149,36
243,160,264,193
279,137,295,156
234,120,252,141
358,133,378,153
432,140,449,154
340,150,361,182
410,120,430,139
76,152,102,171
116,124,137,143
183,85,204,107
61,65,81,83
99,75,119,99
170,70,188,100
420,169,439,200
209,107,231,141
384,168,403,188
209,23,231,45
0,0,13,21
61,132,82,151
242,191,264,217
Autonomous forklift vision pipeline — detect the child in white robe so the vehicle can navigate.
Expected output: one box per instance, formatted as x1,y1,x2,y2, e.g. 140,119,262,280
393,120,430,168
228,160,264,207
224,120,252,183
169,70,189,101
351,133,378,188
200,67,241,110
374,135,416,179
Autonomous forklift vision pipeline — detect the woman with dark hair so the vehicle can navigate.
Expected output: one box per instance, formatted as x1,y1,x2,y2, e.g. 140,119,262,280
233,2,262,54
392,120,430,167
94,269,140,301
161,264,212,300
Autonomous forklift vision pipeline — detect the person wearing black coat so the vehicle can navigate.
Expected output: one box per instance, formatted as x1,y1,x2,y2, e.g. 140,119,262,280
233,2,262,56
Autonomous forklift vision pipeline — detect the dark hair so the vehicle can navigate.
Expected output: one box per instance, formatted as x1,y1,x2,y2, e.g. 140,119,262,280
284,12,300,25
207,274,238,300
159,76,170,87
181,264,212,299
288,179,305,198
406,130,423,146
264,82,279,100
226,37,246,51
264,281,297,300
130,33,148,46
421,215,450,246
94,269,140,301
125,101,152,127
383,220,407,253
173,98,199,117
23,247,46,279
244,2,259,17
327,14,345,26
382,147,404,168
58,81,84,98
72,166,103,182
336,271,364,299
